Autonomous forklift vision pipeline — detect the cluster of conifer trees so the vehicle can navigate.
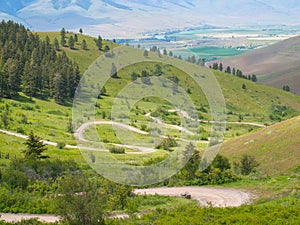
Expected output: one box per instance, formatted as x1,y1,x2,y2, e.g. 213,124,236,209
0,20,80,104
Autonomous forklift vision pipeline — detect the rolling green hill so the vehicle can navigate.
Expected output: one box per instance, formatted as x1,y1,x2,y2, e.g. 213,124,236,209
1,31,300,147
211,35,300,94
220,115,300,176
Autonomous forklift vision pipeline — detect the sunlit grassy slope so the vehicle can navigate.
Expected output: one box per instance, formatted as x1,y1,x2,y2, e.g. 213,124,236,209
220,115,300,176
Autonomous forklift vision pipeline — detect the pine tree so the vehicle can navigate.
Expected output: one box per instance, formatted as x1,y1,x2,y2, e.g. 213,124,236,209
232,67,236,76
219,63,223,72
163,49,168,55
143,50,149,57
81,39,87,50
79,28,83,34
60,28,66,46
54,38,60,51
225,66,231,74
23,131,47,159
74,34,78,42
68,36,75,49
94,35,103,51
110,63,118,78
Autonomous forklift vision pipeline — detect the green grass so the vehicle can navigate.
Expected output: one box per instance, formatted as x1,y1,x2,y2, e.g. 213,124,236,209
1,31,300,178
0,132,83,169
37,32,118,74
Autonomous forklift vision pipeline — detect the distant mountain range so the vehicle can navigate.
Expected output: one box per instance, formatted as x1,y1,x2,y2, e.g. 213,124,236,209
1,0,300,37
212,35,300,95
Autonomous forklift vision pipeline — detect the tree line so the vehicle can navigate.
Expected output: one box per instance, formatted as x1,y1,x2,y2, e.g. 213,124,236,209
0,20,81,104
211,62,258,82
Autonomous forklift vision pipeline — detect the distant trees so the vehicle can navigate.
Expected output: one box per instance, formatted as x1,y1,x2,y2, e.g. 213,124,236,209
81,39,87,50
212,62,218,70
94,35,103,51
219,63,223,71
0,21,81,104
68,36,75,49
283,85,290,92
110,63,118,78
74,34,78,42
210,62,257,83
54,38,60,50
79,28,83,34
143,50,149,57
60,28,66,46
225,66,231,74
23,131,47,159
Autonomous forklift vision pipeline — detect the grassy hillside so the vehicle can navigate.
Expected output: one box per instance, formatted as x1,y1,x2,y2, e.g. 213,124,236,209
210,35,300,94
220,115,300,176
37,32,118,73
1,32,300,147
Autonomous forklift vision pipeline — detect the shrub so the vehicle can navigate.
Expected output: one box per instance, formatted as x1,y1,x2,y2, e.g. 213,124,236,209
239,154,260,175
109,146,125,154
57,142,66,149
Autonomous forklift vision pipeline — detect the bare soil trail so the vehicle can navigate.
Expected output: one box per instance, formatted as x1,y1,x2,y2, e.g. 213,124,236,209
134,186,252,207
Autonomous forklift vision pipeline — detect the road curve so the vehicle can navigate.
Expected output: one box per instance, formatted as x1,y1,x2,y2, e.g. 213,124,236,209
0,213,60,223
134,186,252,207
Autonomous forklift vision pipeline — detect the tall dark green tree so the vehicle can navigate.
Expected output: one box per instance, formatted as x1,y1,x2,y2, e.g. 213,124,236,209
94,35,103,51
54,38,60,51
68,36,75,49
81,39,87,50
225,66,231,74
60,28,66,46
110,63,118,78
219,63,223,72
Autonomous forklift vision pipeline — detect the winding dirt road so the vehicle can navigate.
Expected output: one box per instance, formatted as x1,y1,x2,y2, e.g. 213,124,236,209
0,187,252,223
134,187,252,207
168,109,266,127
0,213,60,223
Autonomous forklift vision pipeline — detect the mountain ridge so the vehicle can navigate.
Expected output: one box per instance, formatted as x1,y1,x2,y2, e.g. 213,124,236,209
1,0,300,37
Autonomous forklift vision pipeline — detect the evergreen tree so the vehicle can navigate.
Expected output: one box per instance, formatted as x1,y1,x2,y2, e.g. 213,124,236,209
94,35,103,51
53,73,67,104
60,28,66,46
251,74,257,82
54,38,60,51
232,67,236,76
190,55,196,64
68,36,75,49
131,72,139,81
79,28,83,34
104,45,110,52
143,50,149,57
163,49,168,55
197,58,205,66
23,131,47,159
81,39,87,50
219,63,223,72
212,63,218,70
225,66,231,74
74,34,78,42
110,63,118,78
5,58,20,98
